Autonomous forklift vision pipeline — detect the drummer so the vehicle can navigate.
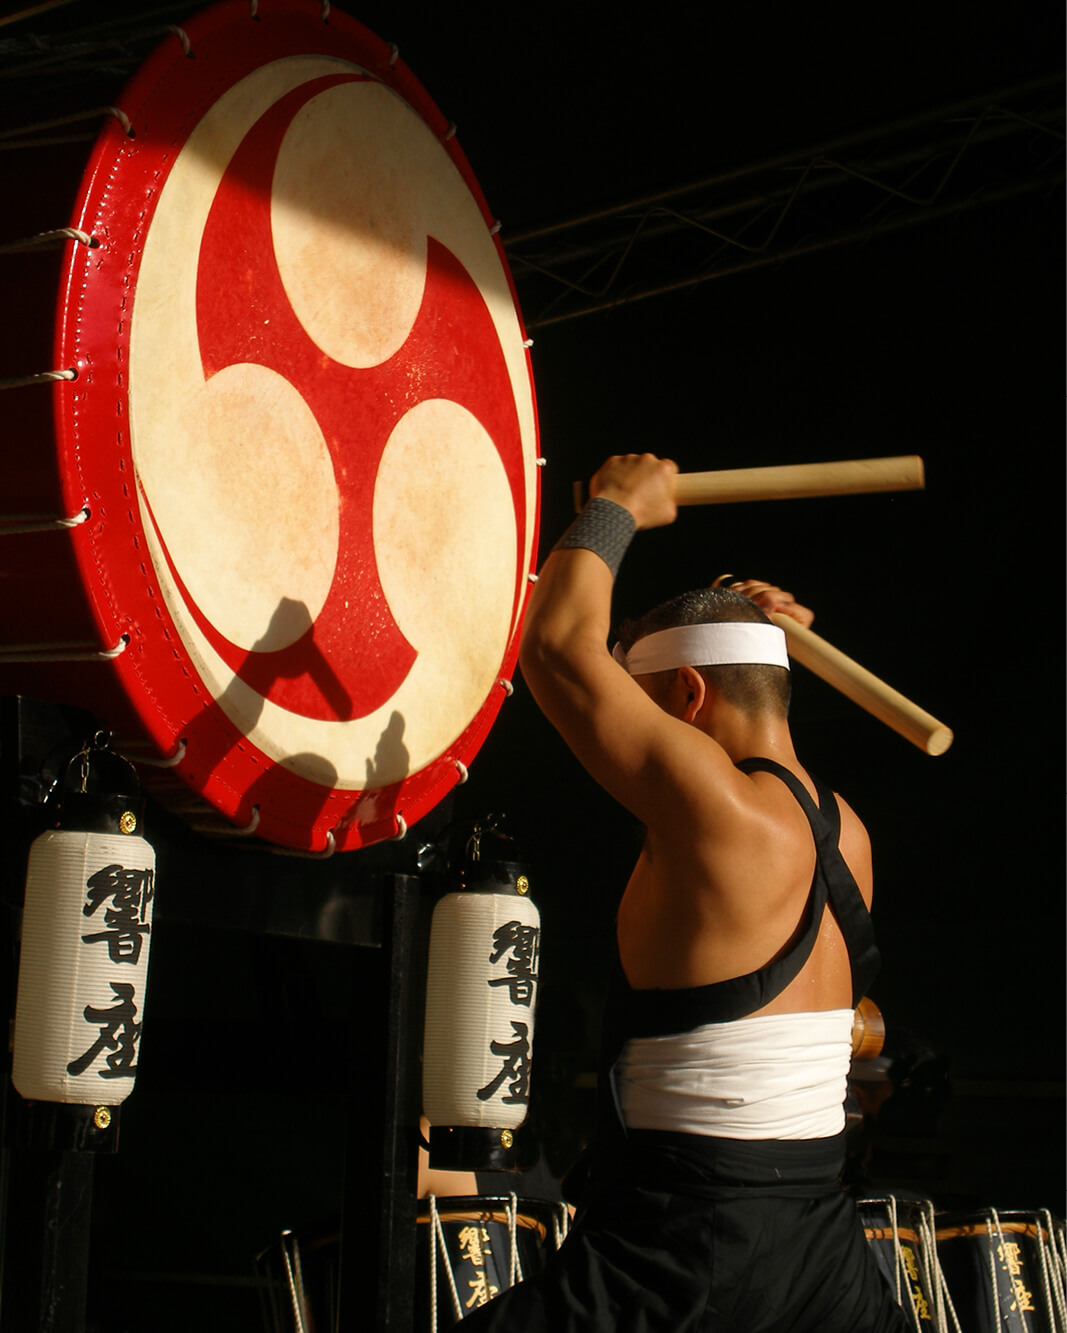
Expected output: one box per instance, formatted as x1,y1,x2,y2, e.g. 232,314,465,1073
463,453,909,1331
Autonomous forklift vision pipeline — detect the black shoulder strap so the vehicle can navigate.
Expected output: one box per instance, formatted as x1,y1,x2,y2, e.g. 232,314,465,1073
736,757,880,1004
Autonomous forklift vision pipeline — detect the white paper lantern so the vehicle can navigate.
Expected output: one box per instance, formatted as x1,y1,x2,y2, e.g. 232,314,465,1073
423,884,540,1162
12,828,156,1105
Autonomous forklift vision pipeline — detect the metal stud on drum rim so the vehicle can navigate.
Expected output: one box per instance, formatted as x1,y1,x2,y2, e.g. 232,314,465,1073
0,1,540,852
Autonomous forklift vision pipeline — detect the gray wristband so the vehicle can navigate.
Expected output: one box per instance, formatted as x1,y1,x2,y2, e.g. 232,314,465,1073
552,496,636,578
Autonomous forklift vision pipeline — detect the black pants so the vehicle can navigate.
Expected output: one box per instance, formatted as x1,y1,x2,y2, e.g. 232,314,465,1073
461,1132,912,1333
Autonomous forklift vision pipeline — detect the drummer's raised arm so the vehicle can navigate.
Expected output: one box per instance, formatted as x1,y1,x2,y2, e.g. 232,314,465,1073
519,453,678,711
518,454,740,825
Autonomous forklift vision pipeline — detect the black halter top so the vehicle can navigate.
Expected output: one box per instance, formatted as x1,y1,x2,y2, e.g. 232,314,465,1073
599,756,880,1111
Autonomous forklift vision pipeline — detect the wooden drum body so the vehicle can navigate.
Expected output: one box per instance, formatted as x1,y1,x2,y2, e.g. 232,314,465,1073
0,1,539,852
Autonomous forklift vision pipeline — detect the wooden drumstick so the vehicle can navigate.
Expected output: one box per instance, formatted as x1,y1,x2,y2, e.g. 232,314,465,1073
572,456,924,511
769,613,953,756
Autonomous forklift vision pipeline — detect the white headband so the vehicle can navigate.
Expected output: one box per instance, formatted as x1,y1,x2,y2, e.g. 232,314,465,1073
612,622,790,675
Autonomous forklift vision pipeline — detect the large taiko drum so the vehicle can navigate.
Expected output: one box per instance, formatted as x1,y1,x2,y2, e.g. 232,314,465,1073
0,1,539,853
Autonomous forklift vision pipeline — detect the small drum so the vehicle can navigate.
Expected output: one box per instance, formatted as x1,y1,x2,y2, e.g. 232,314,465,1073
859,1196,943,1328
420,1195,567,1327
936,1209,1067,1333
0,1,539,853
254,1197,566,1331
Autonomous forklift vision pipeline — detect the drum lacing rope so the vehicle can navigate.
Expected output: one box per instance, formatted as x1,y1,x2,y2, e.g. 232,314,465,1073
886,1196,916,1329
1035,1209,1067,1331
508,1192,523,1286
0,105,133,149
428,1195,465,1331
269,829,337,859
229,806,261,837
279,1230,309,1333
984,1210,1014,1328
187,806,261,838
127,740,187,769
1046,1209,1067,1327
0,369,77,390
552,1201,571,1250
165,25,192,57
0,634,128,664
499,678,514,696
0,228,95,253
0,505,89,534
454,761,469,784
914,1200,957,1333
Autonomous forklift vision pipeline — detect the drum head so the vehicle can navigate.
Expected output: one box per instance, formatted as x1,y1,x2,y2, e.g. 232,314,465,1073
50,1,539,850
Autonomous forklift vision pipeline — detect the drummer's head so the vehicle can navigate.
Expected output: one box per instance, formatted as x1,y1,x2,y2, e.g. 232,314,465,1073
615,586,791,719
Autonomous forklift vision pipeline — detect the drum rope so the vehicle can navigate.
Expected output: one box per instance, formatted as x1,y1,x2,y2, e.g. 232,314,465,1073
887,1197,903,1312
279,1231,308,1333
886,1195,923,1332
187,806,262,838
552,1202,571,1250
1053,1211,1067,1333
126,740,187,769
0,504,89,533
0,227,94,252
918,1200,959,1333
915,1202,942,1332
164,25,192,57
508,1192,522,1287
428,1195,436,1333
0,369,76,389
428,1195,464,1330
985,1210,1011,1328
1050,1212,1067,1329
0,105,132,149
0,635,128,663
1036,1209,1067,1332
934,1262,964,1333
291,1235,309,1333
268,829,337,859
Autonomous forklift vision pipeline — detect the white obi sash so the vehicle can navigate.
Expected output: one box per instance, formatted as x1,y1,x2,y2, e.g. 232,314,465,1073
615,1008,854,1141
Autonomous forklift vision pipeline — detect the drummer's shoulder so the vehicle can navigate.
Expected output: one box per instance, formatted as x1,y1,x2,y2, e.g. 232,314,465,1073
833,790,873,900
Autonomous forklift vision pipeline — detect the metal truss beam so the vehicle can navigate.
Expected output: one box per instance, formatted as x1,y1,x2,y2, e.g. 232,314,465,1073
505,76,1064,328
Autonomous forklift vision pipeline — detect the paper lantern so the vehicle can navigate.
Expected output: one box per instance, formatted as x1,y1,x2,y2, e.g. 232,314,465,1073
12,755,155,1106
423,865,540,1170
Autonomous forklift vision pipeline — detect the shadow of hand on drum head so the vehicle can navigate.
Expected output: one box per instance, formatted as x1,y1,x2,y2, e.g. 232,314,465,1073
174,596,354,840
335,709,410,843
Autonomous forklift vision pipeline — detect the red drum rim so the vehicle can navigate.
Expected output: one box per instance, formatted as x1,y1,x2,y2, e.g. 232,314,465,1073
49,0,540,852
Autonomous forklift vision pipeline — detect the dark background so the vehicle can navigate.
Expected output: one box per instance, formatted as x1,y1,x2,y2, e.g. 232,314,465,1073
0,1,1062,1328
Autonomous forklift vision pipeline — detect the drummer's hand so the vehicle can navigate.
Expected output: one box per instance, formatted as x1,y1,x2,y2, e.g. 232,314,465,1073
589,453,678,531
730,579,814,629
